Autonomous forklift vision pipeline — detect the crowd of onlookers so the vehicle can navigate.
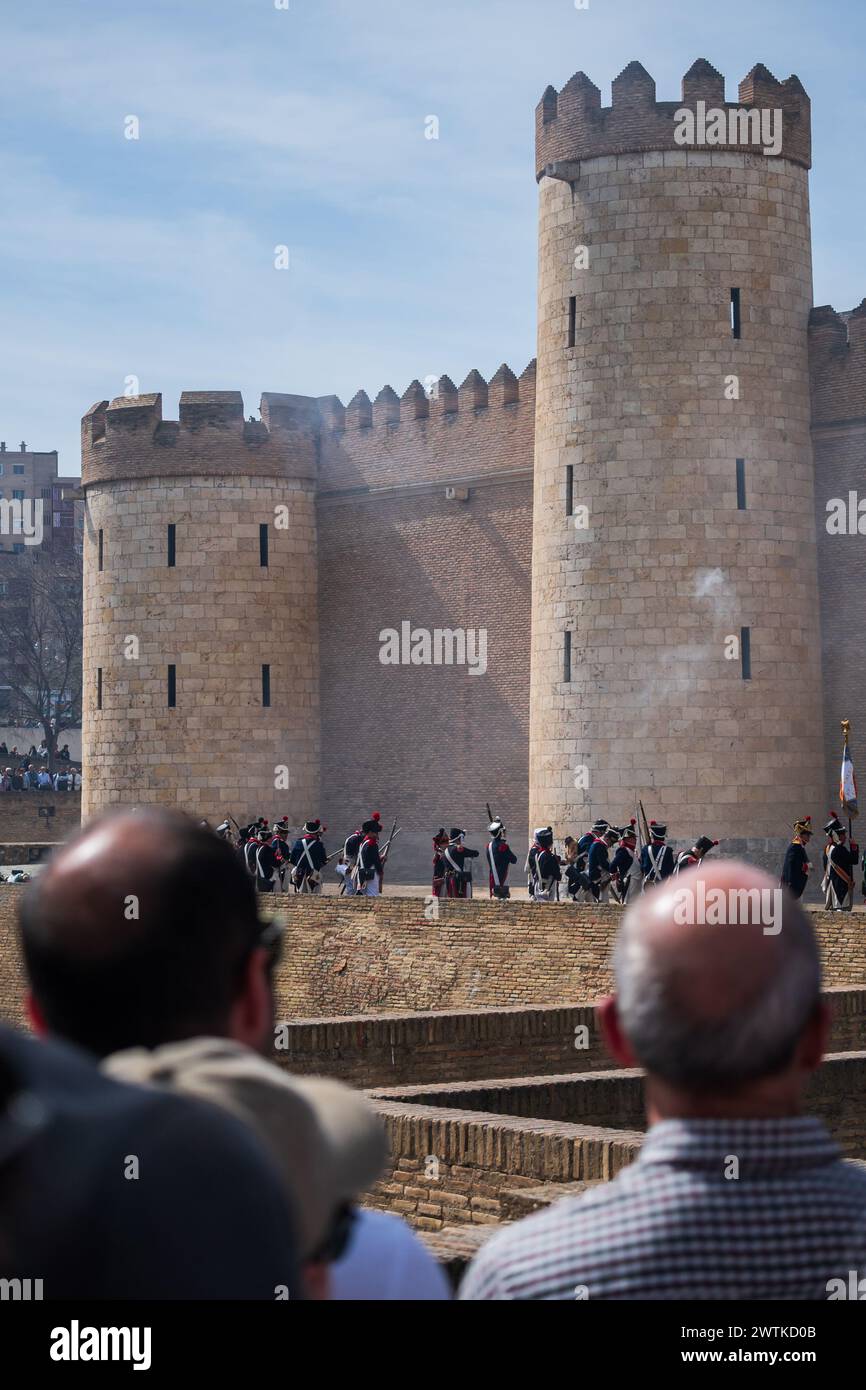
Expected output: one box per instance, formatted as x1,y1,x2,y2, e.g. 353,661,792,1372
1,811,865,1301
0,744,79,792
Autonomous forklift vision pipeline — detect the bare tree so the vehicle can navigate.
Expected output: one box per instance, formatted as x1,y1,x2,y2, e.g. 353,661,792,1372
0,549,82,771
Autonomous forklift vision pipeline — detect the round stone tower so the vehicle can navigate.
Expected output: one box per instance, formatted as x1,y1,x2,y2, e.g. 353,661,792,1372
529,59,826,853
80,390,321,826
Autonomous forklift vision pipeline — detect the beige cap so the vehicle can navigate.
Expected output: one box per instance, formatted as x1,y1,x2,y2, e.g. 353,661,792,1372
104,1037,386,1260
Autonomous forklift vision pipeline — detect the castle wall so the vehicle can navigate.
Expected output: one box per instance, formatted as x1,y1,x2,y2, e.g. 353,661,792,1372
8,892,863,1031
529,61,826,847
810,302,866,803
316,368,535,879
80,393,321,825
270,985,866,1088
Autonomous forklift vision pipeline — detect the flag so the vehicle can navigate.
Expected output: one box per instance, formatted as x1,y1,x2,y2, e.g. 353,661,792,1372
841,743,859,817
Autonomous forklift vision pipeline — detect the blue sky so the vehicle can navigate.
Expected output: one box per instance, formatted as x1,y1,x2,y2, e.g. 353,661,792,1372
0,0,863,471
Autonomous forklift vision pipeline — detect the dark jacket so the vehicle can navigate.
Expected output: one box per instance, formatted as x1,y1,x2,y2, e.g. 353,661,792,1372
0,1027,300,1300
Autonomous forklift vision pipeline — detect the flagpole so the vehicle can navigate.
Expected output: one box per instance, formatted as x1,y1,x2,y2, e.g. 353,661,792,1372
843,718,853,840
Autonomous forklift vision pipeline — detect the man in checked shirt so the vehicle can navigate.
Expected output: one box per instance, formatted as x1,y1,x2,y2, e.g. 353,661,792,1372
461,860,866,1300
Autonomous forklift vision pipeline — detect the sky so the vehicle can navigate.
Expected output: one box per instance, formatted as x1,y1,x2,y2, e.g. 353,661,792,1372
0,0,864,472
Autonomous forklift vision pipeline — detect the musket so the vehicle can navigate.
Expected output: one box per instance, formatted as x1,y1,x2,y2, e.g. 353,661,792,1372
638,799,652,846
485,802,493,826
381,819,400,860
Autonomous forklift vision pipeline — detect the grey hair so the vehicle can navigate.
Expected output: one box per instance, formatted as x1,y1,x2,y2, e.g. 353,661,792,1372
613,895,822,1090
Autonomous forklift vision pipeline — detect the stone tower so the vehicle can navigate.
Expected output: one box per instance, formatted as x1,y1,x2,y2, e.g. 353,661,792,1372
80,390,321,825
528,59,826,850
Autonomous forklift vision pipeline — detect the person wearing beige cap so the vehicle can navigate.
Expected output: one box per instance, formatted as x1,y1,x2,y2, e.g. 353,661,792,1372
105,1036,450,1301
104,1037,387,1297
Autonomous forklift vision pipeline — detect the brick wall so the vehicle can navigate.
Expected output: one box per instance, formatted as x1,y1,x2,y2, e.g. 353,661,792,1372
810,303,866,813
0,793,80,844
274,988,866,1087
317,369,534,882
369,1053,866,1158
368,1052,866,1230
4,892,866,1030
277,1003,612,1087
367,1099,643,1230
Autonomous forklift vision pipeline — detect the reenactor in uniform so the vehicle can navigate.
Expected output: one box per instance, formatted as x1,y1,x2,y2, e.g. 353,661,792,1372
353,817,385,897
486,819,517,899
822,813,859,912
272,818,292,890
242,825,260,879
254,831,278,894
290,819,328,894
609,820,638,903
576,819,608,876
562,837,584,901
339,812,381,896
526,826,562,902
674,835,719,875
640,821,675,888
780,817,813,900
443,829,479,899
586,825,619,903
431,828,450,898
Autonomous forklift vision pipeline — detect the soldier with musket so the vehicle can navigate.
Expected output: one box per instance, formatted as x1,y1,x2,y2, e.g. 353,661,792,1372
640,821,675,888
609,820,638,903
289,819,328,894
431,828,450,898
486,818,517,899
353,817,385,897
822,813,859,912
526,826,562,902
443,828,479,899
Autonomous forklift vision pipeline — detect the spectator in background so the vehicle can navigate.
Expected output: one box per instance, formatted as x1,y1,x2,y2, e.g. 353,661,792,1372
18,809,449,1300
0,1024,301,1300
37,767,51,790
462,861,866,1300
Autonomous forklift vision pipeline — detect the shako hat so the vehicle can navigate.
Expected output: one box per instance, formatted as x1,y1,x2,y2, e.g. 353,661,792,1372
362,818,381,835
489,819,505,838
303,818,323,836
534,826,554,847
649,820,667,840
824,812,846,837
694,835,719,856
433,827,450,846
449,828,466,842
794,816,812,837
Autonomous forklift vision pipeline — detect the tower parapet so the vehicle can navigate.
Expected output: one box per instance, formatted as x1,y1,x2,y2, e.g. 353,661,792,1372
81,390,321,827
536,59,811,180
529,57,826,846
809,301,866,426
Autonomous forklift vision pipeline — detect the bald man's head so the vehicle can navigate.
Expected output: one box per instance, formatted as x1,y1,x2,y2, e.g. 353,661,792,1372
19,808,267,1058
612,860,822,1092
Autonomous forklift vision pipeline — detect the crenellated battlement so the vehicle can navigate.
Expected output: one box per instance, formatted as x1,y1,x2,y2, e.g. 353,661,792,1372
81,389,322,488
318,361,535,434
809,300,866,427
81,365,536,490
536,58,811,179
